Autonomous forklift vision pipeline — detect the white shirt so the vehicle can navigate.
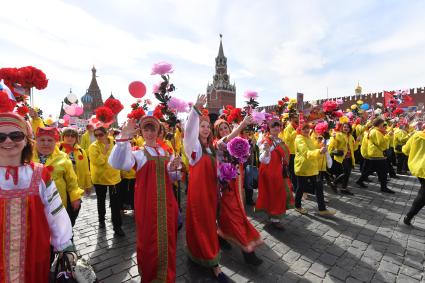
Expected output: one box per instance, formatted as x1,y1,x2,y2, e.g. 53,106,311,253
0,165,73,251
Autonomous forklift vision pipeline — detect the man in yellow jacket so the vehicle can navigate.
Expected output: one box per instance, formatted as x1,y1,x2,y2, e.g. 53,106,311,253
394,123,410,174
89,126,124,236
34,127,84,226
402,127,425,225
282,114,299,190
80,124,95,151
356,118,395,194
294,123,335,216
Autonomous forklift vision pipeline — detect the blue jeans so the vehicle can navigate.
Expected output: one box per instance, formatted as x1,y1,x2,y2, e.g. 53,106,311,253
244,165,258,202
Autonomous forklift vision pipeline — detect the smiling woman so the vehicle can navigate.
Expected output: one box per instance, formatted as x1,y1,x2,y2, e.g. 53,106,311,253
0,85,74,283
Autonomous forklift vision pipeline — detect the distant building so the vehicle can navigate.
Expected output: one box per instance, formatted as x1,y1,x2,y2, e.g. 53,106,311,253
258,83,425,113
206,35,236,121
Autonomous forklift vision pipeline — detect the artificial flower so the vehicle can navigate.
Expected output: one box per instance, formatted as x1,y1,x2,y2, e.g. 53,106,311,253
104,98,124,115
151,62,174,75
95,106,114,123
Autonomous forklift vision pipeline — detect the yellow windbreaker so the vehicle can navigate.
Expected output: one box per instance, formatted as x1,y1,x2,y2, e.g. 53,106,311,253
80,131,94,152
328,132,356,166
310,132,327,172
403,131,425,179
367,128,389,158
283,123,297,154
88,137,121,185
59,143,92,190
294,134,322,176
33,147,83,207
393,128,410,154
31,117,45,136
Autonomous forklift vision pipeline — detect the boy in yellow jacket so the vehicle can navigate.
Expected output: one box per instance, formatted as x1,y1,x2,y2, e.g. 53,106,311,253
356,118,395,194
402,127,425,225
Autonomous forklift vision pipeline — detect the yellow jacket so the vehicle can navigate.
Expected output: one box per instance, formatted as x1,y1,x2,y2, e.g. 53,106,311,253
134,135,145,147
283,123,297,154
31,117,45,136
294,134,322,176
393,128,410,153
403,131,425,178
33,147,83,207
355,124,366,140
367,128,389,158
311,132,327,172
80,131,94,152
59,143,92,190
328,132,356,166
88,137,121,185
121,168,136,179
360,130,369,158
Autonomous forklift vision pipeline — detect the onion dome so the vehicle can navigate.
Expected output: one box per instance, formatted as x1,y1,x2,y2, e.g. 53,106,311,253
355,82,362,95
81,92,93,104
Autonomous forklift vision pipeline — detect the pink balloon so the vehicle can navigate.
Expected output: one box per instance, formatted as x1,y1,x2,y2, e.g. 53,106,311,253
64,105,76,116
129,81,146,98
75,106,84,116
63,114,70,121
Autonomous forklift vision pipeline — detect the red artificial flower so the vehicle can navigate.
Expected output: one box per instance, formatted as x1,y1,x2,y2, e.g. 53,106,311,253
104,98,124,115
323,100,338,113
131,103,138,109
0,92,17,113
127,108,146,120
283,97,290,102
78,155,84,160
278,100,284,106
17,66,48,90
95,106,114,123
16,105,29,116
153,104,164,120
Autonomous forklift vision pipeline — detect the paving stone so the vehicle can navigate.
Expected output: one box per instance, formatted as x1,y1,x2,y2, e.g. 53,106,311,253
396,273,420,283
350,265,375,282
308,262,329,278
318,253,338,266
329,266,350,281
291,259,311,276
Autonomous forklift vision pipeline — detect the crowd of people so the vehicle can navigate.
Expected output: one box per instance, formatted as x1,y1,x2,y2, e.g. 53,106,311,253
1,78,425,283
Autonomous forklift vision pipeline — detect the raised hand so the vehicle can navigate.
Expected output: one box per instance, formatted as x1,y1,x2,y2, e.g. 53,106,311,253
242,115,253,126
121,119,138,139
195,94,207,108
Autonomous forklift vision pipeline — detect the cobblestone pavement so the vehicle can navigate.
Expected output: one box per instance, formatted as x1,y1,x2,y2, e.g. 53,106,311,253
73,169,425,283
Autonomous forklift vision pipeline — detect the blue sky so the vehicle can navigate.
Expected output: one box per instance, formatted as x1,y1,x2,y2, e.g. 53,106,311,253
1,0,425,122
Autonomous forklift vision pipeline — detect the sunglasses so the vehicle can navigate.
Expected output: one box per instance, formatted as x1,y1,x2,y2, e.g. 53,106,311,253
94,133,105,138
271,122,281,128
0,131,26,143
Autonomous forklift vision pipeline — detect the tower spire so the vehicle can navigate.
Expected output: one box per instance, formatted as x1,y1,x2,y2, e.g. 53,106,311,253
218,34,224,57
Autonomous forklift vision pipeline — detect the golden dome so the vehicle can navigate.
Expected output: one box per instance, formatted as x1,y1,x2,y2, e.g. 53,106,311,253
355,82,362,95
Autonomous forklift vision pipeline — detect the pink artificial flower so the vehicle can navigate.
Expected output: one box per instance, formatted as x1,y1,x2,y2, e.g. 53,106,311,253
168,97,189,113
243,90,258,99
188,102,194,107
334,110,344,117
152,83,160,94
336,99,343,105
315,122,328,135
252,110,266,124
151,61,174,75
144,99,152,105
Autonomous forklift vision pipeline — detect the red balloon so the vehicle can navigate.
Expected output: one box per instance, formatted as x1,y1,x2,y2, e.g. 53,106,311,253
129,81,146,98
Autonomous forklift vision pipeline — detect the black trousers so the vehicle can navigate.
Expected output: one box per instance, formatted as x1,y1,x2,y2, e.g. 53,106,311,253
385,149,396,177
396,153,408,173
95,184,122,230
289,154,297,190
119,178,135,210
358,159,387,189
334,158,352,189
406,178,425,219
295,176,326,211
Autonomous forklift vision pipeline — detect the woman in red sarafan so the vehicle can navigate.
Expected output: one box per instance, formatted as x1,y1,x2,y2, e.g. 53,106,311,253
183,95,229,283
0,85,73,283
109,115,180,283
213,117,264,266
255,117,295,229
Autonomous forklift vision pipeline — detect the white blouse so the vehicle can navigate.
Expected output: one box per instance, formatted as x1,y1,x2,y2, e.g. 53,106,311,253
183,107,208,166
0,165,73,251
108,142,181,181
259,136,283,165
